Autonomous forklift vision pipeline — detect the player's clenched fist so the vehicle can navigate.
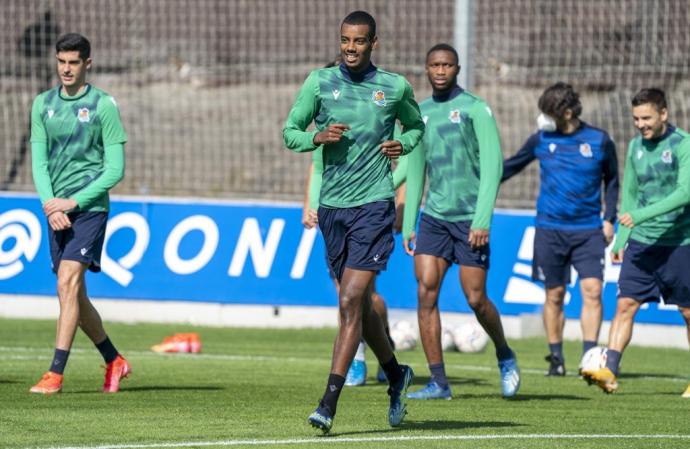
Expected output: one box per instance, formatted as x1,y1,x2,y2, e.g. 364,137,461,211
313,123,350,145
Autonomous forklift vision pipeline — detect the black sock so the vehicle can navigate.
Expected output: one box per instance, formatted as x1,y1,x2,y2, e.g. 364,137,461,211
548,342,563,361
495,344,514,362
382,355,402,385
385,326,395,351
95,336,119,364
429,363,448,388
605,349,622,376
49,349,70,375
320,373,346,416
582,340,597,356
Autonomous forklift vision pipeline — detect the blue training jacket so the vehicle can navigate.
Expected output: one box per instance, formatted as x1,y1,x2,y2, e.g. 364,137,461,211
502,122,619,230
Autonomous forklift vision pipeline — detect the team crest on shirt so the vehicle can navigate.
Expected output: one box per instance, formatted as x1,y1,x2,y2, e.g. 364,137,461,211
661,149,673,164
47,110,54,119
422,115,429,125
637,150,643,159
449,109,461,123
371,90,386,107
579,143,593,158
548,143,557,153
332,89,341,100
77,107,90,123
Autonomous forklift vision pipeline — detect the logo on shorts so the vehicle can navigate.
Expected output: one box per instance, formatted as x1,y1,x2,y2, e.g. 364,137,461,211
77,108,90,123
548,143,557,153
332,89,341,100
579,143,593,158
80,247,88,256
372,90,386,107
661,149,673,164
373,254,381,262
449,109,461,123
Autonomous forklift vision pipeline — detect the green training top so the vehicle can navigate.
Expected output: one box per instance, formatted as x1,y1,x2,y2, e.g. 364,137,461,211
283,64,424,208
31,84,127,212
612,126,690,251
400,87,503,239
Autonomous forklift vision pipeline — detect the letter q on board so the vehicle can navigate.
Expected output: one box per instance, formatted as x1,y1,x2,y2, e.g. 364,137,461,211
0,209,41,280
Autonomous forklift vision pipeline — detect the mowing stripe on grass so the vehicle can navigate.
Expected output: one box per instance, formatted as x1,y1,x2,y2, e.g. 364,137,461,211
33,433,690,449
2,346,688,383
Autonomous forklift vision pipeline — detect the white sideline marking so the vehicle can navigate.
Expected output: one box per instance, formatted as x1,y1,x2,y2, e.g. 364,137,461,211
32,434,690,449
2,346,687,383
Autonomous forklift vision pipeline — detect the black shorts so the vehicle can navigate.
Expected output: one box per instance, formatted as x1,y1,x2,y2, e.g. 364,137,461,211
48,211,108,273
318,201,395,282
532,227,605,288
618,239,690,307
414,213,490,269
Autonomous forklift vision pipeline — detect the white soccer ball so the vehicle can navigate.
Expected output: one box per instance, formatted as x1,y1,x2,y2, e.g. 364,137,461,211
391,320,417,351
441,325,457,352
580,346,608,372
452,322,489,353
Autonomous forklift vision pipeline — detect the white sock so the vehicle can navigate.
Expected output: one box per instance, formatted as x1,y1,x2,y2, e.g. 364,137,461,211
354,341,366,361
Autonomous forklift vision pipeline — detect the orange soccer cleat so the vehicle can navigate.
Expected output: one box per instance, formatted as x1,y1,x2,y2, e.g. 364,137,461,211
103,355,132,393
582,367,619,394
151,334,191,353
30,371,64,394
180,333,202,353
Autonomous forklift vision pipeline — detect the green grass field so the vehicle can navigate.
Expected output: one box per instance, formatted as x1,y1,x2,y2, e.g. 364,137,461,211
0,318,688,449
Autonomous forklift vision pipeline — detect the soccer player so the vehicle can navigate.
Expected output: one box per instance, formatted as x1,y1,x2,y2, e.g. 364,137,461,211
29,33,130,394
501,83,619,376
302,159,394,386
582,88,690,395
399,43,520,400
283,11,424,432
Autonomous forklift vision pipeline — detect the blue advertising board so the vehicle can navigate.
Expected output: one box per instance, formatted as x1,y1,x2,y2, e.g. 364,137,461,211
0,193,683,325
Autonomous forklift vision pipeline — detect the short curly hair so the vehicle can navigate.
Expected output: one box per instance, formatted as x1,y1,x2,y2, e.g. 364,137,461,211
538,82,582,119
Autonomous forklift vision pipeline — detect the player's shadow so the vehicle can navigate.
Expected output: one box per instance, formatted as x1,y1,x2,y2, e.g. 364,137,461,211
69,385,225,394
329,419,520,436
450,392,588,401
410,376,489,388
619,372,685,380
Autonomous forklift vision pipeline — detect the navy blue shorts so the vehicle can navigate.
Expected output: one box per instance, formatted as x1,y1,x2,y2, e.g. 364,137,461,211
414,213,489,269
532,227,605,288
618,239,690,307
48,212,108,273
318,201,395,282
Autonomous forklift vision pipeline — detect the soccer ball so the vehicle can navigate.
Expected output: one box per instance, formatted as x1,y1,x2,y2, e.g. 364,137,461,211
580,346,608,373
452,322,489,353
390,320,417,351
441,325,457,352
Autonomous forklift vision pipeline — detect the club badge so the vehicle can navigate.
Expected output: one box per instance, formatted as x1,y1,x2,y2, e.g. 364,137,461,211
449,109,461,123
77,107,90,123
372,90,386,107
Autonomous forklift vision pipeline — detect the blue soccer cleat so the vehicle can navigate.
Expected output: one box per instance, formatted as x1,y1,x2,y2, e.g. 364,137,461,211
308,404,333,434
388,365,414,427
345,360,367,386
407,381,452,400
498,356,521,398
376,365,387,383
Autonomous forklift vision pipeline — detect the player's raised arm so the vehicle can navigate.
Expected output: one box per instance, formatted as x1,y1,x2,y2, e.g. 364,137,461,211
282,71,321,153
626,139,690,226
501,133,539,182
394,79,424,155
